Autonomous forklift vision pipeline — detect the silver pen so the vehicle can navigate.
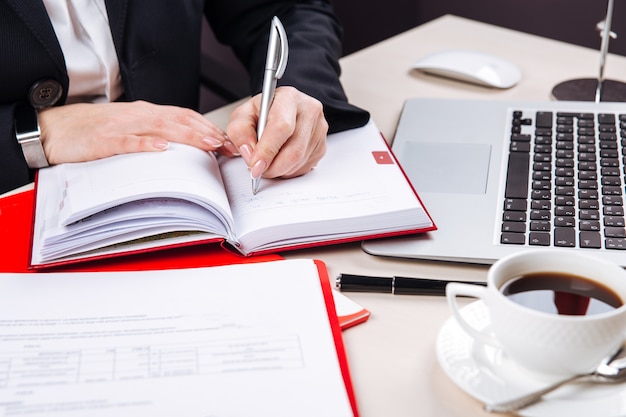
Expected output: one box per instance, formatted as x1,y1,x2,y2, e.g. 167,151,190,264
252,16,289,195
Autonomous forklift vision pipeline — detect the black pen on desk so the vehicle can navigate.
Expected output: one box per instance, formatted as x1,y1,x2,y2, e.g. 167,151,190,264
252,16,289,195
335,273,486,295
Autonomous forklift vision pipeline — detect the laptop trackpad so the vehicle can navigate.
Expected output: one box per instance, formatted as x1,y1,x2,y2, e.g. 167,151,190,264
400,142,492,194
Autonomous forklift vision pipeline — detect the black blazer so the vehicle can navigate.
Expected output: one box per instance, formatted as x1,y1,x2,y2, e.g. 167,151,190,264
0,0,369,194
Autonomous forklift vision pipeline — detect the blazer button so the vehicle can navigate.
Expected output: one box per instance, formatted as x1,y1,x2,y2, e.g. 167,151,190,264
29,79,63,109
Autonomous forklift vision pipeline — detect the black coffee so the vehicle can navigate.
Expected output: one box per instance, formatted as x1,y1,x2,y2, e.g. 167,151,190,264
501,272,623,316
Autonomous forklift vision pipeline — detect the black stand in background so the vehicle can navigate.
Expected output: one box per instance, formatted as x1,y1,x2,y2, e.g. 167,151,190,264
552,0,626,102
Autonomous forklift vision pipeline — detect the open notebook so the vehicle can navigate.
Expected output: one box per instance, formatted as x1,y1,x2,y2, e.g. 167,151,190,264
363,97,626,266
31,120,434,268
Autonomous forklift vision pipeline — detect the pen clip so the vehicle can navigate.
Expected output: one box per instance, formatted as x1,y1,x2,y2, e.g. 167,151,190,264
269,16,289,79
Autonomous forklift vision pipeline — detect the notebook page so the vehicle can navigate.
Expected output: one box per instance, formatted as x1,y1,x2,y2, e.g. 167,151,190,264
218,120,431,252
56,143,233,228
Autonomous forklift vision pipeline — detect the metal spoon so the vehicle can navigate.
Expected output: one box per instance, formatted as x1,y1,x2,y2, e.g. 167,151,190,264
484,344,626,413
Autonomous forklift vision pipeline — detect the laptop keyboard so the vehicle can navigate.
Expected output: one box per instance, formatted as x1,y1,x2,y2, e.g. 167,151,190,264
501,108,626,250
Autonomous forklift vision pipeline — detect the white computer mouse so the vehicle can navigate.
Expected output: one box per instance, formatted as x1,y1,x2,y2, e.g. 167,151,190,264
412,49,521,89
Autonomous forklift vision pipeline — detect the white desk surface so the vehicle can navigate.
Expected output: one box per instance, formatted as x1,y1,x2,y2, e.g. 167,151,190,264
205,14,626,417
7,14,626,417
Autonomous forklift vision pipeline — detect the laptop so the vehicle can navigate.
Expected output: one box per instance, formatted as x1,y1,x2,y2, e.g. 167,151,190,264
362,97,626,266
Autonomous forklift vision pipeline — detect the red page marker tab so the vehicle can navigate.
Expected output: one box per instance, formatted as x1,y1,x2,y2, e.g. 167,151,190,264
372,151,394,164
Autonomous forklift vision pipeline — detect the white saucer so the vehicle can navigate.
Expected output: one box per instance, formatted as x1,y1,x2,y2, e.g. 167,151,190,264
436,301,626,417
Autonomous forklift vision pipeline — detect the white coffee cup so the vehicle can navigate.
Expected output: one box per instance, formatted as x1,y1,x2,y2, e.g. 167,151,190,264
446,249,626,378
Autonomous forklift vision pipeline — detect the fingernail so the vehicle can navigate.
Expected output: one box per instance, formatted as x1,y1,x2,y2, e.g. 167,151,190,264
203,136,223,147
154,140,170,150
223,140,240,156
251,160,267,180
240,144,253,164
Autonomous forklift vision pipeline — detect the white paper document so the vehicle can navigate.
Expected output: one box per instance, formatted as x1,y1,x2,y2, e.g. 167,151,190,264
0,260,355,417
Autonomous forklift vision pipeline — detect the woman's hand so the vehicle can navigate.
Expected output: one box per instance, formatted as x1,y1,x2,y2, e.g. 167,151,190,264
226,86,328,181
38,100,235,164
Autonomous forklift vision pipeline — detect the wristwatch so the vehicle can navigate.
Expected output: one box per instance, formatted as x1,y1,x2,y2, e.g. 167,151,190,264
15,103,49,169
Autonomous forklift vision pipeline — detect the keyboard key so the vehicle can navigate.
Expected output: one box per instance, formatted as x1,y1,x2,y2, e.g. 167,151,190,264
502,222,527,233
555,196,575,206
605,227,626,238
599,125,617,133
578,171,597,180
503,211,526,222
579,220,600,231
603,196,623,205
580,231,602,248
530,210,550,220
556,177,575,186
501,233,525,245
602,185,622,195
556,141,574,150
556,167,574,177
557,149,574,158
555,206,575,216
504,152,530,199
511,133,531,142
601,149,619,158
555,216,575,227
554,227,576,247
578,189,598,200
529,232,550,246
504,198,527,211
604,206,624,216
600,158,619,167
578,161,597,170
579,209,600,220
601,167,620,176
531,200,551,210
530,221,551,231
606,238,626,249
604,216,625,227
599,113,616,124
511,141,531,152
556,186,575,196
579,199,600,210
601,177,621,186
556,158,574,167
531,189,551,200
536,111,553,128
577,180,597,189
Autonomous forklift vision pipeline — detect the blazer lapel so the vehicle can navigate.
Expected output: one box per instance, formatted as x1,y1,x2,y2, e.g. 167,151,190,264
5,0,65,73
104,0,127,57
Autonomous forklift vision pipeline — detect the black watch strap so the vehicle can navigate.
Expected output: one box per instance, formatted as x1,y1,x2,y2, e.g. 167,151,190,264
15,103,49,169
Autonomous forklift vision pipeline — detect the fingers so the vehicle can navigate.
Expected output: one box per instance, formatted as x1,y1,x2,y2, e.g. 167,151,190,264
38,101,230,165
226,86,328,180
115,101,228,152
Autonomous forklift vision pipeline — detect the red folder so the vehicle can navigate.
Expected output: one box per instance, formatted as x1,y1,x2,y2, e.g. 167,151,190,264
315,259,360,417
